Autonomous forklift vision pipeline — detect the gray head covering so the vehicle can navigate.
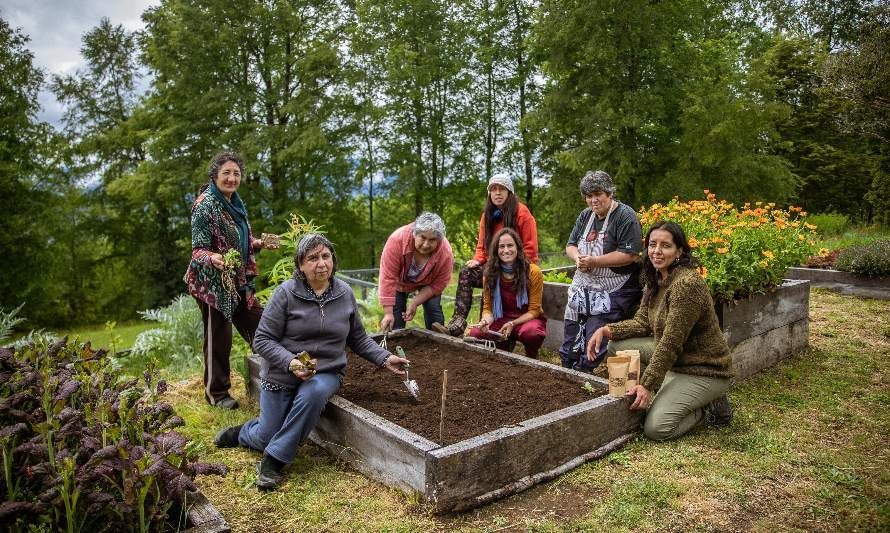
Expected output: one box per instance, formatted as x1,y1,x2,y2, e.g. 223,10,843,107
293,233,337,279
413,212,446,239
487,173,515,195
579,170,615,196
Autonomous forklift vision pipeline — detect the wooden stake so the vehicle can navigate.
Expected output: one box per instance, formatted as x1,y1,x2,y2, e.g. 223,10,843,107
439,370,448,444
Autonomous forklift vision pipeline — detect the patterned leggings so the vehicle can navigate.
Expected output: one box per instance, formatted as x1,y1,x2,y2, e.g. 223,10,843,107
451,265,484,322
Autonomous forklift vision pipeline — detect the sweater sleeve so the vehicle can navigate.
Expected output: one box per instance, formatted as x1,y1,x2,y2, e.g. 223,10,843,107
253,284,297,372
610,289,653,340
377,230,402,307
639,278,706,392
526,264,543,318
472,212,488,263
518,204,539,263
190,199,215,264
346,292,389,367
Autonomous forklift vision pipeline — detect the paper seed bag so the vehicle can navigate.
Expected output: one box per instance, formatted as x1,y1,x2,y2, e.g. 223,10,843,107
607,355,630,397
617,350,641,389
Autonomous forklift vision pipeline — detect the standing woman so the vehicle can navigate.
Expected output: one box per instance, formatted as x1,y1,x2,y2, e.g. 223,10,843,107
214,233,409,490
560,170,642,372
378,212,454,332
434,174,539,337
587,221,734,441
466,228,547,357
184,152,278,409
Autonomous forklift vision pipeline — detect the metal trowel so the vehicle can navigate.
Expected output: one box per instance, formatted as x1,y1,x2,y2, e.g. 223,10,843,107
396,346,419,400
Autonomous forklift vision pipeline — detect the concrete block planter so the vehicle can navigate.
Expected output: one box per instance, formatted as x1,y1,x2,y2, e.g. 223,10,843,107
540,269,810,380
247,329,642,512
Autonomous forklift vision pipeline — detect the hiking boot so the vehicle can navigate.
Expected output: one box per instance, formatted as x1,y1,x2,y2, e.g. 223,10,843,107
256,454,285,491
213,424,243,448
432,317,466,337
208,395,239,410
705,395,733,427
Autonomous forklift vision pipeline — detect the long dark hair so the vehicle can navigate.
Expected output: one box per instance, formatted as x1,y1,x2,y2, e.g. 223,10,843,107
641,220,698,291
483,191,519,251
198,151,245,195
484,228,530,298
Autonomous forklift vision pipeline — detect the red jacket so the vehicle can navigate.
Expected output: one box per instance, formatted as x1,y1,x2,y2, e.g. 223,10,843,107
378,223,454,307
473,202,539,263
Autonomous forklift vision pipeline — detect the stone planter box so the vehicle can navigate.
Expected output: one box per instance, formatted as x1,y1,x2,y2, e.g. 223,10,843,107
180,490,230,533
540,268,810,380
247,329,642,512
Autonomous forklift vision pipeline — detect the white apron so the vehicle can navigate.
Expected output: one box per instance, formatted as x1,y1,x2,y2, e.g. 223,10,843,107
564,201,631,322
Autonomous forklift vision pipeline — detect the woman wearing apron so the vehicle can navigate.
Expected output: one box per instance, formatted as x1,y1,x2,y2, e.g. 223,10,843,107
560,170,643,372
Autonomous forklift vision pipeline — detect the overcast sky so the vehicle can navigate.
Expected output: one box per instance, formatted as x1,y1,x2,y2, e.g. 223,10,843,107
3,0,157,125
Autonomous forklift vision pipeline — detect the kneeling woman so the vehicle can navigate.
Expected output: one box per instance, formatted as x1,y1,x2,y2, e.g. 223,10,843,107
214,234,409,490
587,221,733,441
466,228,547,358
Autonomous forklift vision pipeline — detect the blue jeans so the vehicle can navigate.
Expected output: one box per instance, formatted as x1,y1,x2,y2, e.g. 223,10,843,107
238,372,341,464
559,287,641,372
393,291,444,330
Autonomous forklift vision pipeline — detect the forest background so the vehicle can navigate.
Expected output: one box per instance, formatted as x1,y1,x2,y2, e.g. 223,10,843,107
2,0,887,328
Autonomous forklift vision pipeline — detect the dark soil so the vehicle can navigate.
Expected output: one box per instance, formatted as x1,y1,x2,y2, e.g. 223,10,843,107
342,336,600,446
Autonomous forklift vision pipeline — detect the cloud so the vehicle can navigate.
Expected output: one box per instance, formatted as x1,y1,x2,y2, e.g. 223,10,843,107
2,0,157,125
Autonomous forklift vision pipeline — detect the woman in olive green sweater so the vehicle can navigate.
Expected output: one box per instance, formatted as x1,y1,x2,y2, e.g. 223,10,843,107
587,221,734,440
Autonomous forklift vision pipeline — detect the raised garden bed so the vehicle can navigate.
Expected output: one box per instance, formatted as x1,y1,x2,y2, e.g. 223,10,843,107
785,267,890,300
541,268,810,380
181,491,231,533
247,329,642,511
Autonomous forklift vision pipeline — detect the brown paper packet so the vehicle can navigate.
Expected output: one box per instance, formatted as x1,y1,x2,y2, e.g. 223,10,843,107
261,233,280,248
616,350,641,389
607,355,630,397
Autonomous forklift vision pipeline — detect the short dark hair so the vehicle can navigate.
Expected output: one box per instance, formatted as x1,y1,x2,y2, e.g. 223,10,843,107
293,233,338,279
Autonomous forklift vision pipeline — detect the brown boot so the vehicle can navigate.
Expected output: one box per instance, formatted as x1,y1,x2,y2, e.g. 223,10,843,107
432,317,466,337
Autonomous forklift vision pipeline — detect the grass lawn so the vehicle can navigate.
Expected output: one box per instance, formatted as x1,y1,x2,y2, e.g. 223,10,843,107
819,225,890,251
162,288,888,532
56,320,151,351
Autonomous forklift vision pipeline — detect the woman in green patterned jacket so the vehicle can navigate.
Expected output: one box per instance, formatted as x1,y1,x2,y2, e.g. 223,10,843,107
587,221,734,440
184,152,279,409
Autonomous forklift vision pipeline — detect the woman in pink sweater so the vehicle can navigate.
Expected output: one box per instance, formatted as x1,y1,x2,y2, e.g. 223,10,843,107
378,212,454,332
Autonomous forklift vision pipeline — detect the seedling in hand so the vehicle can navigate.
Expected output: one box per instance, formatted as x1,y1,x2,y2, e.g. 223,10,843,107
220,249,241,296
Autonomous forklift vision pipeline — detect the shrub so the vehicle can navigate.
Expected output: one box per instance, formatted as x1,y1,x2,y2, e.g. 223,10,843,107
543,270,572,284
0,304,25,345
0,338,226,532
255,213,323,303
807,213,849,236
639,191,817,301
835,240,890,277
131,295,203,369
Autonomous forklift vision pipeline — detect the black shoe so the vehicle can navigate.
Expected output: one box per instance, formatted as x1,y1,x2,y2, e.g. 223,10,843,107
213,424,243,448
256,454,285,491
212,396,239,410
705,395,733,427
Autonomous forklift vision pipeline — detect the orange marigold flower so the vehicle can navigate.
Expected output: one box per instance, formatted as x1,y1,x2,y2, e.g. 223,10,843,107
801,211,807,216
698,266,709,278
749,221,761,228
762,250,775,259
804,222,817,230
818,248,830,257
759,260,769,268
798,234,805,241
717,247,729,254
689,237,699,248
721,228,732,236
710,214,719,221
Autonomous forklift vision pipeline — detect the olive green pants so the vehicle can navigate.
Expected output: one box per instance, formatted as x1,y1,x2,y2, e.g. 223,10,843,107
608,337,731,441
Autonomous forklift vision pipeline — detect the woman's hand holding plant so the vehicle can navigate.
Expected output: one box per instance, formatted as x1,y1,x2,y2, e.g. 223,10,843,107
289,353,317,381
209,253,225,270
465,259,481,268
403,301,418,322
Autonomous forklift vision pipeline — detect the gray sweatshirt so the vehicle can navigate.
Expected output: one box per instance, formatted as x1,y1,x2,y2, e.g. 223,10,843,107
254,277,389,388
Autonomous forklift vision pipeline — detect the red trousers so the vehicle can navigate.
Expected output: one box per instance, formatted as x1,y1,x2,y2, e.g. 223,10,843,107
467,316,547,358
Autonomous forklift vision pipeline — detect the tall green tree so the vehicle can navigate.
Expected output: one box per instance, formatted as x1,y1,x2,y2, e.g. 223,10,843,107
531,0,794,239
0,17,57,324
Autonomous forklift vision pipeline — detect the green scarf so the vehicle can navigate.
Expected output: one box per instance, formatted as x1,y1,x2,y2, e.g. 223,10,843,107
208,181,250,266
